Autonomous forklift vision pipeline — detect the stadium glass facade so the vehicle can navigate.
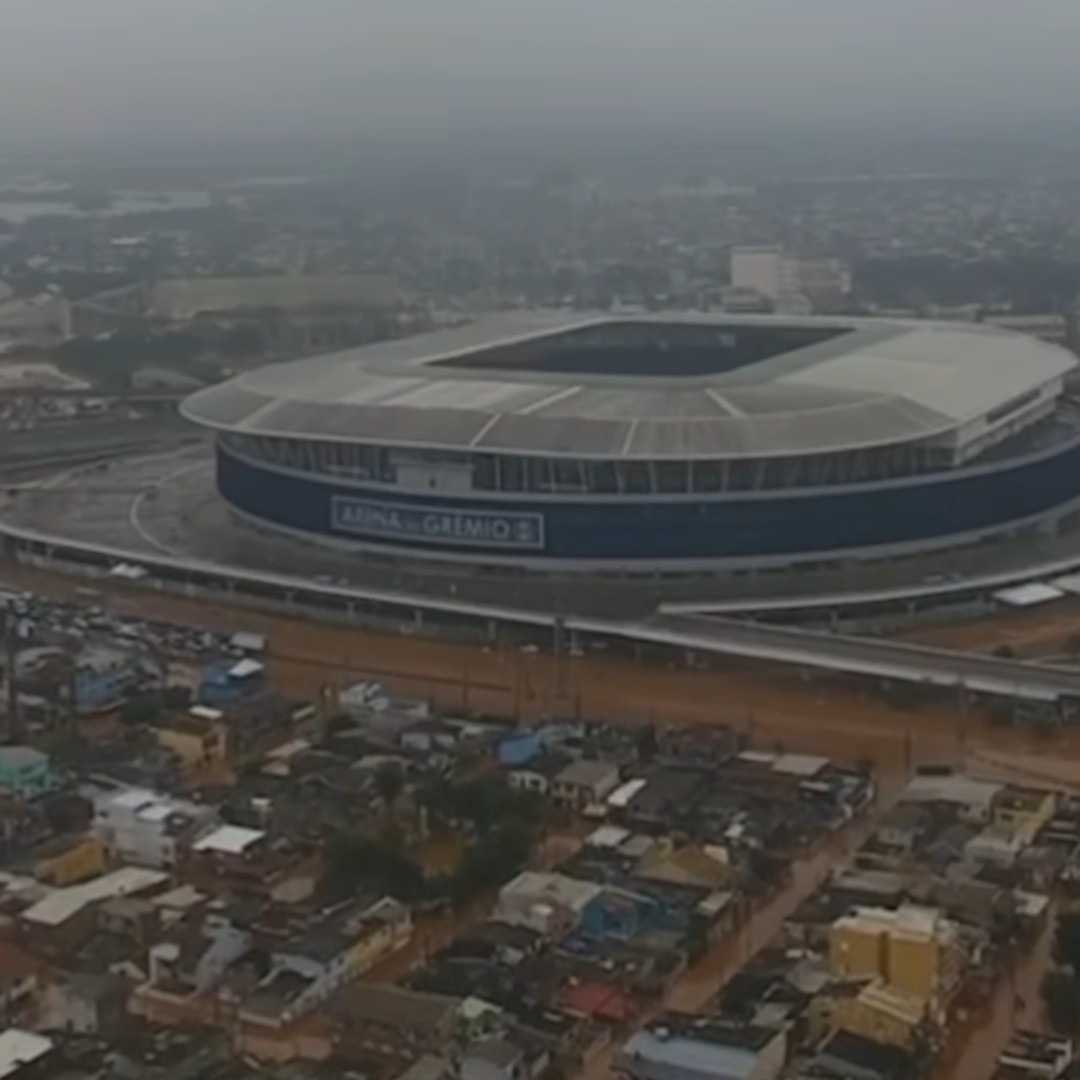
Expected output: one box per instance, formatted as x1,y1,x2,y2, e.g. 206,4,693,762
215,430,1080,567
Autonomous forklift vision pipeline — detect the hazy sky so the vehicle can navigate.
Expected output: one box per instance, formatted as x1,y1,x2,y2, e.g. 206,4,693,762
2,0,1079,145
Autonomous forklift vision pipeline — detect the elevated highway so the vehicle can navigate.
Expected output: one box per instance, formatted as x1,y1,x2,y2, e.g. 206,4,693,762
634,613,1079,702
1,515,1079,707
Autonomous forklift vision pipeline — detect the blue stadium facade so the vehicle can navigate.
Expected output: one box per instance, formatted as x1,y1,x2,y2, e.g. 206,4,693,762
214,433,1080,567
183,313,1080,572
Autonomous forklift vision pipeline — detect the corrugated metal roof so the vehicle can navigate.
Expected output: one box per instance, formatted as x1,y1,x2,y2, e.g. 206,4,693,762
181,313,1077,460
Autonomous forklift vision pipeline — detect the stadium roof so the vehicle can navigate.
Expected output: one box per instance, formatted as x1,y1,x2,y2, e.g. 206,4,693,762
181,313,1077,460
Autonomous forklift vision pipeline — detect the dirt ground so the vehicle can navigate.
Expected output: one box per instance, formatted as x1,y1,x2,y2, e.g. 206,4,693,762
6,561,1080,782
899,597,1080,657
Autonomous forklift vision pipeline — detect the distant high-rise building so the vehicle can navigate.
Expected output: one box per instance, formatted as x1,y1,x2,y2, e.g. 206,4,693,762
730,247,851,314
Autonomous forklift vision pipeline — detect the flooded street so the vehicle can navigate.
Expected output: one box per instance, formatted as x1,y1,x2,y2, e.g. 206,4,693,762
7,562,1080,783
578,770,907,1080
937,903,1055,1080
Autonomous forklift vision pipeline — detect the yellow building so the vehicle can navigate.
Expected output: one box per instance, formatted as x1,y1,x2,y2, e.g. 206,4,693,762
831,982,927,1050
33,836,107,887
829,905,962,1016
345,897,413,976
156,713,226,771
993,787,1057,843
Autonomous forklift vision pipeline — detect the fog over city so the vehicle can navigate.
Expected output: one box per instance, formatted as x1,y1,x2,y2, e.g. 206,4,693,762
3,0,1080,145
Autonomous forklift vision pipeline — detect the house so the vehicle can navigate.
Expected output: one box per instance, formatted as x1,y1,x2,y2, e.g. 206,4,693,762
241,896,411,1027
18,866,169,958
507,752,572,798
97,894,163,950
829,905,963,1018
92,789,218,869
551,761,620,812
993,787,1057,843
997,1031,1074,1080
624,769,708,831
900,774,1002,824
634,842,733,892
155,713,227,771
32,835,107,887
400,720,461,755
615,1015,787,1080
450,921,544,968
498,724,580,769
922,824,976,871
875,806,934,854
655,726,740,769
813,1030,915,1080
965,826,1027,868
143,907,252,997
460,1037,549,1080
197,657,266,707
333,984,463,1079
38,973,128,1036
183,824,311,902
0,748,53,798
0,1030,54,1080
398,1056,452,1080
558,981,634,1024
499,732,545,768
0,944,38,1025
495,872,602,938
829,982,927,1050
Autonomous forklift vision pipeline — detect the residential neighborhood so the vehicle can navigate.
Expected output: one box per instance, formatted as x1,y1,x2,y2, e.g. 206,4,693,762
0,587,1074,1080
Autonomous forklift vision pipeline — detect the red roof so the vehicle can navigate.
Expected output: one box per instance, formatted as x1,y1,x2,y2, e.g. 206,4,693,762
558,980,632,1022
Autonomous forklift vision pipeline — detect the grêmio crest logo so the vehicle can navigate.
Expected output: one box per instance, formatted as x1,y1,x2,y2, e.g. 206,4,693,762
331,496,545,550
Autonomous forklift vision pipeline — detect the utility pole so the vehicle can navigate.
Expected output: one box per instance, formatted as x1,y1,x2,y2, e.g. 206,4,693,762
3,609,18,743
552,614,567,704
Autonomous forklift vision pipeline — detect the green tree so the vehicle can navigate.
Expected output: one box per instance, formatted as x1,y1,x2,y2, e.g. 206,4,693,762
375,762,406,815
321,832,429,903
1053,911,1080,970
120,697,161,726
636,724,658,764
1042,970,1080,1034
452,818,534,900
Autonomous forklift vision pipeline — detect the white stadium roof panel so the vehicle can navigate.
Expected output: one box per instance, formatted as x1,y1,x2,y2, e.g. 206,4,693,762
182,313,1078,460
480,413,632,456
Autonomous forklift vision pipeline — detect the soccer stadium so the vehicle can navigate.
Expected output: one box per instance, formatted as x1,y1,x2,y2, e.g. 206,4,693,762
179,312,1080,573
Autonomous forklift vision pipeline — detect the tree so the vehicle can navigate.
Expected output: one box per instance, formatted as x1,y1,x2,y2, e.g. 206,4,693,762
320,832,428,903
1041,911,1080,1036
120,697,160,726
636,724,658,764
1054,911,1080,971
1042,970,1080,1035
322,712,354,739
452,819,534,901
375,762,406,815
